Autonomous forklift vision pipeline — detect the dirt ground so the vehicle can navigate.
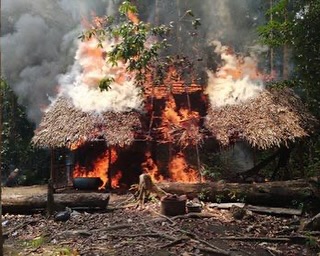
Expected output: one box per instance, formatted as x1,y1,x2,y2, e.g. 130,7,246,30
2,187,320,256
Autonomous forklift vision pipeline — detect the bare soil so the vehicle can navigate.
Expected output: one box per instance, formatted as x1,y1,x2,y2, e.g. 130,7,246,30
2,187,320,256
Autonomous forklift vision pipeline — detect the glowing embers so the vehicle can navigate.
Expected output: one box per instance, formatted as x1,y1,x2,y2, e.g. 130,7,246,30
72,144,119,189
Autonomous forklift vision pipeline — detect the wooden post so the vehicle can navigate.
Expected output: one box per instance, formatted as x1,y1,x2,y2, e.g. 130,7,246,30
195,143,202,182
46,179,55,217
107,146,112,189
185,83,202,182
50,148,55,184
47,148,55,216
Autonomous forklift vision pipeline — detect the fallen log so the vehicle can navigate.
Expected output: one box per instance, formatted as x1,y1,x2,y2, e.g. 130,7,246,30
208,203,302,216
157,177,320,208
2,186,110,213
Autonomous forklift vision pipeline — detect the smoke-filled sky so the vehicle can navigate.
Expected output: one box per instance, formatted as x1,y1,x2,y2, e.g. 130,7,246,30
1,0,265,124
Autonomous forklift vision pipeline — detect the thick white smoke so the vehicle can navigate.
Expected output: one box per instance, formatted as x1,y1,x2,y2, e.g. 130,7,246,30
1,0,121,123
205,41,265,108
1,0,265,123
57,38,143,113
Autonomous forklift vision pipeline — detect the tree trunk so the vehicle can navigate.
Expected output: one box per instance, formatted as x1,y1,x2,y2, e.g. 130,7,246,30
270,0,274,73
158,178,320,208
0,0,4,251
283,6,289,80
2,190,110,214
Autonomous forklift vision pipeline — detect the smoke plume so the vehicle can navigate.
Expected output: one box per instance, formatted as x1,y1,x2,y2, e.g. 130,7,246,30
1,0,265,124
1,0,120,123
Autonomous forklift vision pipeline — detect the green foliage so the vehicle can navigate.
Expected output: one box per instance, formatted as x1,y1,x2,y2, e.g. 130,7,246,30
258,0,320,178
99,77,114,91
119,1,138,15
80,1,171,88
291,1,320,111
259,0,320,112
304,232,320,250
23,236,46,248
267,79,295,89
0,78,50,184
53,247,74,256
80,1,201,89
257,0,292,46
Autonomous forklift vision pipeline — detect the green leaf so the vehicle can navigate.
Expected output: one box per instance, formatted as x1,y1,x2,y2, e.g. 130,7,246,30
99,77,114,91
119,1,138,15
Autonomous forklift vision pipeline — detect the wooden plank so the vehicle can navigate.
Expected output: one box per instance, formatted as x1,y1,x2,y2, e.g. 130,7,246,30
207,203,245,209
247,205,302,216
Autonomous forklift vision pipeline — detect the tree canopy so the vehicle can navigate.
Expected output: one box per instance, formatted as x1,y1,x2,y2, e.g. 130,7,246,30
259,0,320,116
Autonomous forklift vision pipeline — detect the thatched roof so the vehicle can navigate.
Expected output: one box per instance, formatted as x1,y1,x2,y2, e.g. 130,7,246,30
205,87,317,149
32,96,141,148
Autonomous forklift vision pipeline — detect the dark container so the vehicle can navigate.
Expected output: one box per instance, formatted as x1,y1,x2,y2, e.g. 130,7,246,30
160,194,187,216
186,202,202,213
73,177,103,190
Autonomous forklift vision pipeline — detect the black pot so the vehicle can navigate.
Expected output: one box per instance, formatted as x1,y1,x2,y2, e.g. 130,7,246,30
160,195,187,216
73,177,103,190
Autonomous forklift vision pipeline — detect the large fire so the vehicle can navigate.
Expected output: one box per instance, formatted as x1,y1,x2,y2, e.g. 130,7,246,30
63,12,268,188
169,152,199,182
73,147,119,189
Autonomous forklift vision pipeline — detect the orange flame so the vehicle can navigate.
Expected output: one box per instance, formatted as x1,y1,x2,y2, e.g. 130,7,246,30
141,151,164,182
111,170,123,188
73,147,119,189
141,150,200,183
168,152,199,182
69,138,86,151
160,94,201,143
216,45,264,81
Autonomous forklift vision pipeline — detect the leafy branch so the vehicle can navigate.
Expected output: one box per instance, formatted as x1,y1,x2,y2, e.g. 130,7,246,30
79,1,202,90
79,1,171,90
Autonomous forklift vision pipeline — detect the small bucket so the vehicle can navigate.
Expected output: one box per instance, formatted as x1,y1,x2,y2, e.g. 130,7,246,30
160,194,187,216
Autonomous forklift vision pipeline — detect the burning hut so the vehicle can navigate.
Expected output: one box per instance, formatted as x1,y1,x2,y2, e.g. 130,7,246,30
31,17,317,189
203,41,317,152
32,95,142,189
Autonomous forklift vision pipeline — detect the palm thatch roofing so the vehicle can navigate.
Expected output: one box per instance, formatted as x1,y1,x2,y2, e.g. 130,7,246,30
32,96,141,149
205,87,317,150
